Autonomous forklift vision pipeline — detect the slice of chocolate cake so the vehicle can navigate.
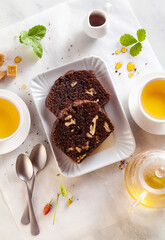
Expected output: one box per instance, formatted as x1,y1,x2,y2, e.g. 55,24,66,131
46,70,110,117
51,100,114,163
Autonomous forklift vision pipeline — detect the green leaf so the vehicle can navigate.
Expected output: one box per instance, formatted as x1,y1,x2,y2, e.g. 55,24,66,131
137,29,146,42
120,34,137,47
32,40,43,58
130,42,142,57
19,31,33,45
60,186,67,197
28,25,46,40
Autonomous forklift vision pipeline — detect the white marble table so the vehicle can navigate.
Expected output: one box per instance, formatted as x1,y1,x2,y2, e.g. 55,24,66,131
0,0,165,239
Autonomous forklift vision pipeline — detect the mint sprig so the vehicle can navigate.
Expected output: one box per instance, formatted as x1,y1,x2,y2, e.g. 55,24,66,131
19,25,46,58
120,29,146,57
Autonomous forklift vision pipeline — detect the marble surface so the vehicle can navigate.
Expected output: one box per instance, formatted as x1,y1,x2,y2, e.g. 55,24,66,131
0,0,165,240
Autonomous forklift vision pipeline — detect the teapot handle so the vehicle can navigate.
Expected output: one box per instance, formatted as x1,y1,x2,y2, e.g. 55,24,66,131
103,2,112,14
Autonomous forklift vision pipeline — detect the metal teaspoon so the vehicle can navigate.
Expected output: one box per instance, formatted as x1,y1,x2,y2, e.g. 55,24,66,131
16,154,40,236
21,144,47,225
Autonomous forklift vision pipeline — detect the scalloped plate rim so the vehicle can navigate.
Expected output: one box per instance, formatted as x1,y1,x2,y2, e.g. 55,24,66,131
30,56,136,177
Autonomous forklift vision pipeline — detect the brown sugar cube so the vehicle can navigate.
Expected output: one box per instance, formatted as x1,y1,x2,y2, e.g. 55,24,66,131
0,53,4,66
7,65,17,78
0,70,6,80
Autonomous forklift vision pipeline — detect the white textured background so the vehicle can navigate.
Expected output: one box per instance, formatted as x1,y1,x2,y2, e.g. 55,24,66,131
0,0,165,239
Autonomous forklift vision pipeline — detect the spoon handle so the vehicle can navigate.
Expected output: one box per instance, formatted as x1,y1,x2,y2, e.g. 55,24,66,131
21,174,36,225
25,181,40,236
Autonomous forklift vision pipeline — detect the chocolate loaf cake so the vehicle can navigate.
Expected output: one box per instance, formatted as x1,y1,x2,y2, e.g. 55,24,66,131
46,70,110,116
51,100,114,163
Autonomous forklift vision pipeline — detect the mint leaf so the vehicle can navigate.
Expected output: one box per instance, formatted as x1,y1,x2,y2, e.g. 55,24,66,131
19,25,46,58
137,29,146,42
120,34,137,47
19,31,33,45
32,40,43,58
130,42,142,57
60,186,67,197
28,25,46,40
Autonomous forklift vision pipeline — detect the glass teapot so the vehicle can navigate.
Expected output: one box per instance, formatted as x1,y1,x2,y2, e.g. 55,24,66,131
125,149,165,209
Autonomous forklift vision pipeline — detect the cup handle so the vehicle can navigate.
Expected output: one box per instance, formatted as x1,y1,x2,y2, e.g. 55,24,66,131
103,2,112,14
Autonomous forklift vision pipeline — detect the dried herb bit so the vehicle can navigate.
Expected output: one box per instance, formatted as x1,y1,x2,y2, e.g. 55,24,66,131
120,29,146,57
19,25,46,58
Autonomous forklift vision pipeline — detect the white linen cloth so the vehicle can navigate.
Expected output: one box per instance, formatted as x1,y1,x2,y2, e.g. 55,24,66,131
0,0,165,239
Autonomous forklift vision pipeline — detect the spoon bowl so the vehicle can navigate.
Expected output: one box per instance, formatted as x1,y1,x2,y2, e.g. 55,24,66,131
30,143,47,173
16,154,33,181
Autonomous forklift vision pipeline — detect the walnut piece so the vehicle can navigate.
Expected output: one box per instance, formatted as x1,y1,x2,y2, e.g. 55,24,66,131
77,154,87,163
67,147,74,152
83,141,89,150
76,147,81,153
86,133,93,138
65,119,76,126
65,115,72,120
85,88,96,96
71,81,77,87
104,122,111,133
90,115,98,135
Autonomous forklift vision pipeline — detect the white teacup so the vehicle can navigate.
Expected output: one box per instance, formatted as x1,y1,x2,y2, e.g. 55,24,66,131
83,2,112,39
0,94,23,142
128,72,165,135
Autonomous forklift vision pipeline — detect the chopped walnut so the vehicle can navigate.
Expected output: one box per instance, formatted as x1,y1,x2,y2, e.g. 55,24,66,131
77,154,87,162
71,81,77,87
90,115,98,135
67,147,74,152
104,122,111,133
76,147,81,153
65,115,72,120
65,119,76,126
85,88,96,96
83,141,89,150
86,133,93,138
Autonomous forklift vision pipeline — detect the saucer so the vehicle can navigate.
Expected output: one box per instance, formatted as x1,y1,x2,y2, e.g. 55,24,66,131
129,71,165,135
0,90,31,155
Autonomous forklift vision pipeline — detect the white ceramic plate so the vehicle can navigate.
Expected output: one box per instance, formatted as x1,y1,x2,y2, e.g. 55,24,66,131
129,71,165,135
31,56,135,177
0,90,31,155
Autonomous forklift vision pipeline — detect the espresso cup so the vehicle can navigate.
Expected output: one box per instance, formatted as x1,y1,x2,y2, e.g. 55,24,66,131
139,78,165,123
0,94,23,141
83,2,112,39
